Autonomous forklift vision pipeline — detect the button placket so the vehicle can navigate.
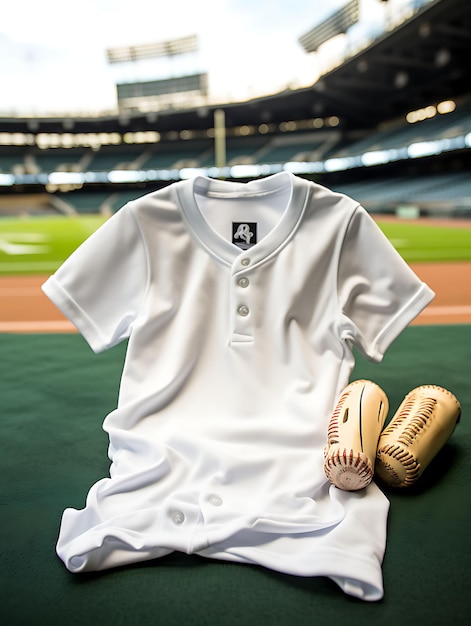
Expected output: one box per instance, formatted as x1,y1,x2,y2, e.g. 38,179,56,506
237,258,250,316
230,256,254,341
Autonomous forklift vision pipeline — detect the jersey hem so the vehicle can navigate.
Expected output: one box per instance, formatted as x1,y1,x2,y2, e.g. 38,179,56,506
197,543,384,601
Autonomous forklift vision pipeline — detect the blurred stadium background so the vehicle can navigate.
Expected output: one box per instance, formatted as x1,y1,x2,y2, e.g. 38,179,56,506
0,0,470,276
1,5,471,621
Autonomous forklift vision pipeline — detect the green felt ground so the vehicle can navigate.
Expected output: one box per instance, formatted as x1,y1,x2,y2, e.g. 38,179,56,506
1,326,470,625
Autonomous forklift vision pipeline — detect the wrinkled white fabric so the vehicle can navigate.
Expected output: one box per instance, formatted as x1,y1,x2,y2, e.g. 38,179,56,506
42,172,434,601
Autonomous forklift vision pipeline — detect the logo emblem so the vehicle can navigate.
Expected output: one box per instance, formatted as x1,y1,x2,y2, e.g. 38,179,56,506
232,222,257,249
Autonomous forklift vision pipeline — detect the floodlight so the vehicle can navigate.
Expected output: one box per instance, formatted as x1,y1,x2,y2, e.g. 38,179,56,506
299,0,359,53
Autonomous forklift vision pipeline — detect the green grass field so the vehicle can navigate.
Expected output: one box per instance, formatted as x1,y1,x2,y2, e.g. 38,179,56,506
0,214,470,275
0,215,107,275
378,221,471,263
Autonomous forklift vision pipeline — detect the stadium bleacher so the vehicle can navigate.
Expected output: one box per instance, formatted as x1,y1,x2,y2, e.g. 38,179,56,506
0,155,21,174
141,139,213,169
57,191,115,214
331,100,471,157
334,171,471,214
1,91,469,217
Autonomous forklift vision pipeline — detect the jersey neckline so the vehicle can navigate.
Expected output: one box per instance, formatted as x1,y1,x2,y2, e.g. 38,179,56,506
175,172,310,267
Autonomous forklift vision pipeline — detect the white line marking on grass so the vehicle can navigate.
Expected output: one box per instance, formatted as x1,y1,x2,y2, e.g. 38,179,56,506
421,305,471,315
0,240,51,254
388,238,408,248
0,232,51,255
0,321,76,332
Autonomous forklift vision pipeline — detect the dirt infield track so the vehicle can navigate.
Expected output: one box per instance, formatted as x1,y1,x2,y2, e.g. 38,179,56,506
0,261,470,332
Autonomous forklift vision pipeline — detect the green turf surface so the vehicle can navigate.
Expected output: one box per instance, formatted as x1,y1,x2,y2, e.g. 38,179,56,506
1,326,470,624
0,215,106,275
0,214,470,275
377,221,471,263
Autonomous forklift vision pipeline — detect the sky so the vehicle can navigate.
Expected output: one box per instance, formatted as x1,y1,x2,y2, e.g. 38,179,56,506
0,0,404,116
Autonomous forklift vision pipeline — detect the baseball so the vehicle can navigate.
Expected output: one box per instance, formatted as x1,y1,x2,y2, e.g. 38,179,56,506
375,385,461,488
324,380,389,491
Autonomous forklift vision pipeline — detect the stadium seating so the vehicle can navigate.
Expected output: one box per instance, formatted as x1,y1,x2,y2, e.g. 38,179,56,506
55,189,147,214
85,147,144,172
0,155,21,173
33,150,85,174
54,191,112,214
1,98,470,218
334,171,471,216
140,140,213,169
332,101,471,157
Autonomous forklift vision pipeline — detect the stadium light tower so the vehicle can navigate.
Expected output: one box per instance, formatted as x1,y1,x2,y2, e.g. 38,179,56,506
106,35,199,64
299,0,360,53
106,35,207,113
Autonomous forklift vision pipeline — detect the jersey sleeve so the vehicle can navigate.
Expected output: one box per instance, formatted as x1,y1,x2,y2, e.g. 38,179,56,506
337,206,434,362
42,204,148,353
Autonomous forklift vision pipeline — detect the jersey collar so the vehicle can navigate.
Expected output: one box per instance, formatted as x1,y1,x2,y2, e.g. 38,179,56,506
174,172,310,267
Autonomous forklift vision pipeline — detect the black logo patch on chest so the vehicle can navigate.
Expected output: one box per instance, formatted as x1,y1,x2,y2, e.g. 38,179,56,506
232,222,257,249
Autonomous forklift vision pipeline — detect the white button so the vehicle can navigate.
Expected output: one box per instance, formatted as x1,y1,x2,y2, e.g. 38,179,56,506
208,494,223,507
238,305,249,317
171,511,185,525
238,277,249,288
241,258,250,266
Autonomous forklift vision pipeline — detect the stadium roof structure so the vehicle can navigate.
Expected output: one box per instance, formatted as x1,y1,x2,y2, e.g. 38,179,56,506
0,0,470,135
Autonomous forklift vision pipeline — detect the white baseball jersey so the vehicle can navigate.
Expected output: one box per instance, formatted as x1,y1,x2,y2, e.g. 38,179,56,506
42,172,434,601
